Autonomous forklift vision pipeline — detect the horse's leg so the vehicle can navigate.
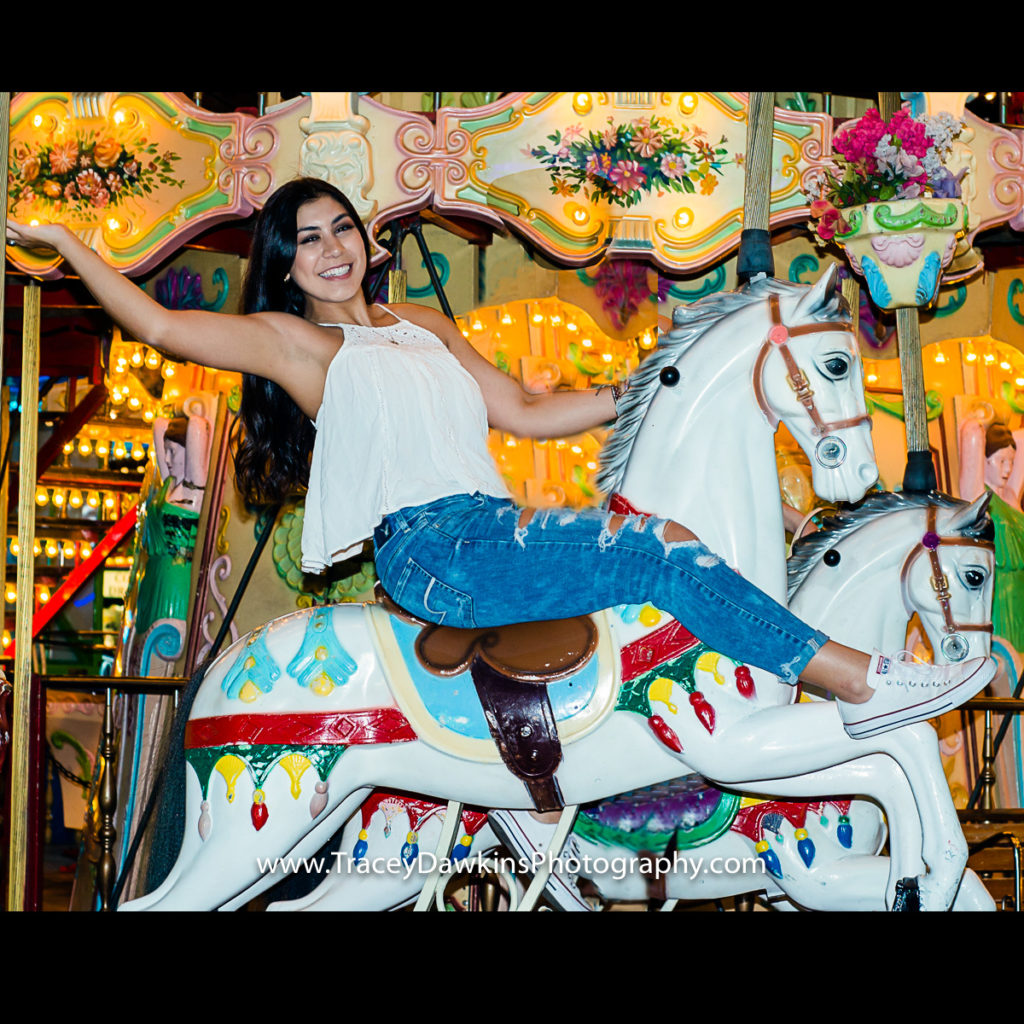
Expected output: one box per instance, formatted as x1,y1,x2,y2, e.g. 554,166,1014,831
671,704,963,907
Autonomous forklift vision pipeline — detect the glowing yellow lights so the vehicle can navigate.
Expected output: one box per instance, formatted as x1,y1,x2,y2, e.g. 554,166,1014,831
161,362,176,378
866,373,879,384
107,218,120,232
9,540,18,557
130,347,144,367
69,490,83,508
680,94,698,113
639,329,658,350
36,489,50,506
673,208,694,230
601,353,613,363
1001,360,1012,371
581,338,593,348
145,349,161,369
1,632,10,649
933,350,947,364
32,541,42,557
79,439,93,456
104,495,116,510
87,491,100,508
96,440,109,455
114,444,127,460
113,110,126,124
505,437,518,448
586,461,598,471
63,441,75,454
63,542,76,559
471,319,484,332
571,208,588,224
143,409,155,423
550,314,563,327
461,329,470,339
565,322,578,333
32,114,43,127
532,312,545,325
132,445,146,461
572,93,592,116
127,396,142,410
81,544,93,560
571,445,583,455
983,352,996,365
50,490,65,507
4,587,16,604
38,587,51,604
500,311,514,326
45,541,59,559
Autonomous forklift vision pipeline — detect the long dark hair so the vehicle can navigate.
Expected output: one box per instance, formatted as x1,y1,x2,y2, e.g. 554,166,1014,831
232,177,373,507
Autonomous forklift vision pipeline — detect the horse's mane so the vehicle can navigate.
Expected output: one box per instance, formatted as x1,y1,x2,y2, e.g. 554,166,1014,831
597,274,848,498
786,490,987,601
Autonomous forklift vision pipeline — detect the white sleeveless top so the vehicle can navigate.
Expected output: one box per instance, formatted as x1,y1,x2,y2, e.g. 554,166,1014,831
301,306,511,573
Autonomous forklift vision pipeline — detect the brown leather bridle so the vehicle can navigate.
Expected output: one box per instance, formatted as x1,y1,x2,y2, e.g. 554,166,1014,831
752,295,873,449
899,504,994,661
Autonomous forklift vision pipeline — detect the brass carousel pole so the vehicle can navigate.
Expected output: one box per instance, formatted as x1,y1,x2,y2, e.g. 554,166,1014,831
878,91,936,493
8,276,41,911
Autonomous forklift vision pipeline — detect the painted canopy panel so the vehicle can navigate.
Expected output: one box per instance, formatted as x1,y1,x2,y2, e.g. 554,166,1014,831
5,91,1021,280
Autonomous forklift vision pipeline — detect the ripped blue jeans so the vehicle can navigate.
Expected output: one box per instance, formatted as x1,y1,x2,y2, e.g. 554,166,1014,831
372,492,828,685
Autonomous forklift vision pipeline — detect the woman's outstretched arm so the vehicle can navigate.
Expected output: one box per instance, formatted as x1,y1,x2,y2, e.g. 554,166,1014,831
5,219,326,410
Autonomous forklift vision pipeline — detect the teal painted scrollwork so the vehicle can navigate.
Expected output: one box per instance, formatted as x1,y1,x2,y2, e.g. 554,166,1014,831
933,285,967,318
407,252,451,299
860,257,893,309
665,267,727,303
915,251,942,306
286,608,358,693
141,621,185,675
788,255,820,284
221,624,281,700
1009,278,1024,326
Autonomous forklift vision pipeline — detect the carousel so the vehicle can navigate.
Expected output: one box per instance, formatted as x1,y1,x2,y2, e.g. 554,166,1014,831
2,90,1023,912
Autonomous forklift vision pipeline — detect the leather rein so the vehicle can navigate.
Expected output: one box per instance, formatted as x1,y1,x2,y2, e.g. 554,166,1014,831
752,293,872,439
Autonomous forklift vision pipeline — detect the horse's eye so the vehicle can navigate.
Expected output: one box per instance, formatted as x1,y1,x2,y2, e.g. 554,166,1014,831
822,355,850,378
963,569,986,588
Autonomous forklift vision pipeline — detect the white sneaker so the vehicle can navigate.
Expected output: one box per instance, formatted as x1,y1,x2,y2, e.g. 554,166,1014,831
838,650,995,739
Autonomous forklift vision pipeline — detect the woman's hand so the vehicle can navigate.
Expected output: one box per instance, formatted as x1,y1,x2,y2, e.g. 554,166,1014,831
6,218,68,253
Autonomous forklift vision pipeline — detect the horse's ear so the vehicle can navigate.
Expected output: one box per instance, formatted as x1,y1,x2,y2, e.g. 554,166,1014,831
792,264,840,322
946,491,993,535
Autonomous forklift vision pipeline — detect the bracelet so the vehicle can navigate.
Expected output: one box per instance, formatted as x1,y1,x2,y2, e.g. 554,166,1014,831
611,380,630,406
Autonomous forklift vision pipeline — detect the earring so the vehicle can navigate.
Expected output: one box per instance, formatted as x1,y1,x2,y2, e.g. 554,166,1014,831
284,272,291,283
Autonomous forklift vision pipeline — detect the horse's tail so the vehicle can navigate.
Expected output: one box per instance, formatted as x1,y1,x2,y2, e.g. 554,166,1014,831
111,503,281,907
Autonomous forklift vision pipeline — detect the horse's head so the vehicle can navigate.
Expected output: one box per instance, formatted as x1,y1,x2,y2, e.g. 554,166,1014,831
752,266,877,503
900,492,995,663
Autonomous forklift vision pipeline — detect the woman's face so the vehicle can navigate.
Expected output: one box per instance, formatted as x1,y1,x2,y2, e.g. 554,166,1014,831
289,196,366,315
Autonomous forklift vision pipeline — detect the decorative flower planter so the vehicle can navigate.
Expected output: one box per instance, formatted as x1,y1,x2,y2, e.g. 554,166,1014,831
834,198,967,311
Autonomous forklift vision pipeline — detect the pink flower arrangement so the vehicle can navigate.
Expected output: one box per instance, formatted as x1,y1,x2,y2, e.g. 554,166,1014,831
804,107,965,241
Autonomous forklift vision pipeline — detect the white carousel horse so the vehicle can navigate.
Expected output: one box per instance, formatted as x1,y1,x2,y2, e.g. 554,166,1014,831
265,491,996,912
121,269,971,912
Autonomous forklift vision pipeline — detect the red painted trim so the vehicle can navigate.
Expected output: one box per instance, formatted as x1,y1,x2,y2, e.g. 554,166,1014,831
620,619,700,682
608,493,651,518
6,505,138,661
359,792,489,836
185,707,417,749
35,384,109,478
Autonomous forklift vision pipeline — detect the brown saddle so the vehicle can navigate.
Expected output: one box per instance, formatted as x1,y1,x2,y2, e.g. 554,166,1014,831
376,584,599,810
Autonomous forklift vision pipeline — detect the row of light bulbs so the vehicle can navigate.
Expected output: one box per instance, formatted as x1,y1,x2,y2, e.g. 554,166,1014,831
8,536,96,562
34,488,135,517
863,341,1024,387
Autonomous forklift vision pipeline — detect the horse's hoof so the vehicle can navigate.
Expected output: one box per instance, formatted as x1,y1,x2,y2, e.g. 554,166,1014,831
891,876,921,912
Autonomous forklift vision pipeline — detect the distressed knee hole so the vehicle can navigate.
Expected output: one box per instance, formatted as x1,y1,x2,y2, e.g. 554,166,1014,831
662,521,698,544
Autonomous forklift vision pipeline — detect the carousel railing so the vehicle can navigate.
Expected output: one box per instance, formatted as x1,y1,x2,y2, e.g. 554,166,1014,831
959,695,1024,911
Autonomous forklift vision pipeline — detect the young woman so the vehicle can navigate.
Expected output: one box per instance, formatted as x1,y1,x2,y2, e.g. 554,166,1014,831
6,177,995,739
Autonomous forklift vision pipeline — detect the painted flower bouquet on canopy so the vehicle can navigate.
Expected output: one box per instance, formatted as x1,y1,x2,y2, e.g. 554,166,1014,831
805,108,965,242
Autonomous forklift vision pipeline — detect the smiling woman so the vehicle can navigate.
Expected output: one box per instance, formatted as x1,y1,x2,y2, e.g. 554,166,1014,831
4,177,998,739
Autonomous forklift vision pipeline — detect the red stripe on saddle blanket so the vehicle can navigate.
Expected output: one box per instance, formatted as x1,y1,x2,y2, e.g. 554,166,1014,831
360,791,490,836
185,708,418,749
